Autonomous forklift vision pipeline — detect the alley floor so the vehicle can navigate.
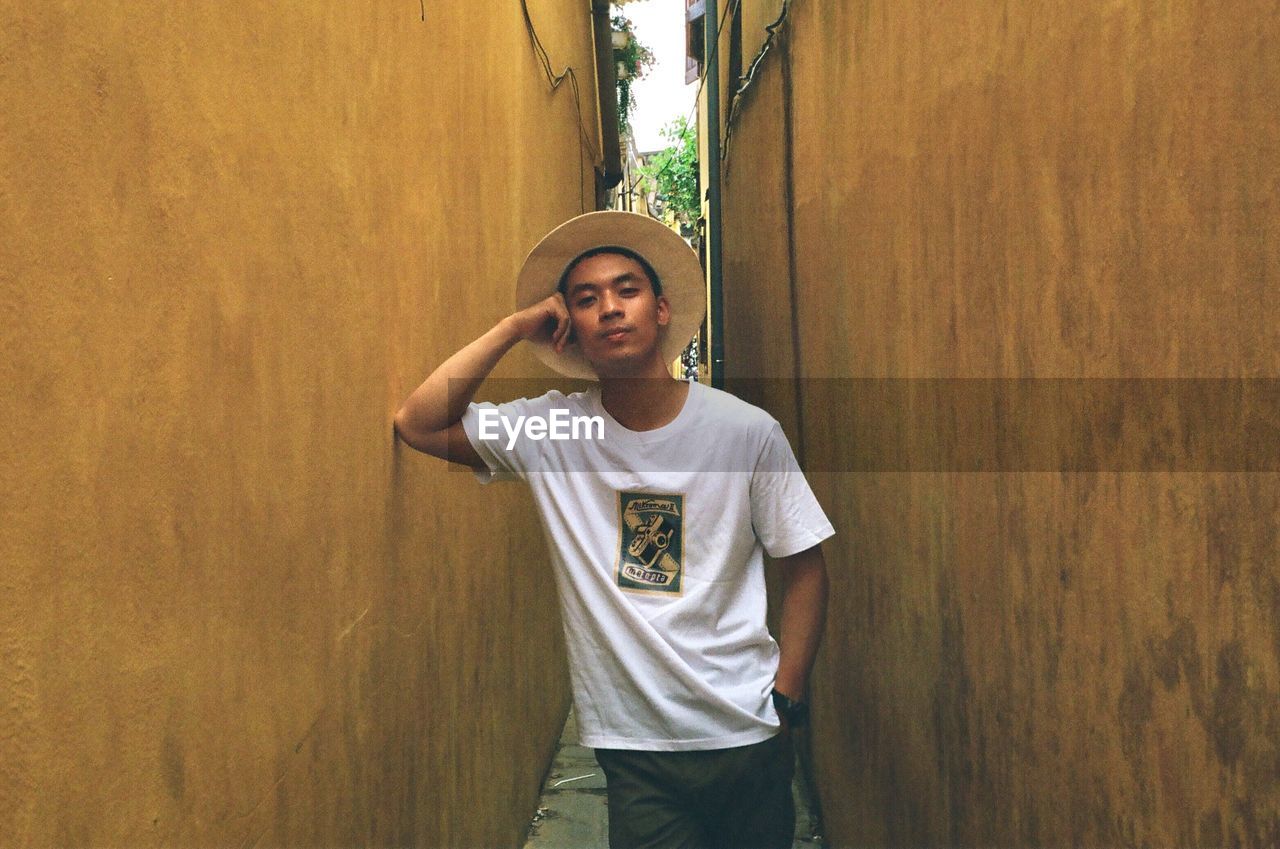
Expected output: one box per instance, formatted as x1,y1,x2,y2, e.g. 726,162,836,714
521,710,823,848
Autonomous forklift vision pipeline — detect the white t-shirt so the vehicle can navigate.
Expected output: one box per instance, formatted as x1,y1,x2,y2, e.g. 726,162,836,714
460,381,835,751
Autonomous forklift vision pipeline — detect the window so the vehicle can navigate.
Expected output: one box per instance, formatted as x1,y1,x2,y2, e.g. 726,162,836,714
685,0,706,84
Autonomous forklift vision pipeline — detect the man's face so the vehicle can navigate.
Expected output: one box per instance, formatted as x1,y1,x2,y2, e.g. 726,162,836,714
561,252,670,377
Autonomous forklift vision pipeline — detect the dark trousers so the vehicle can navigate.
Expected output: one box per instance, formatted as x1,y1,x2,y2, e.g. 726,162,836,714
593,731,795,849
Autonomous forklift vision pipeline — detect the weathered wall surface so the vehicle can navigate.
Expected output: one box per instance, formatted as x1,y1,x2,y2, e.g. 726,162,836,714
0,2,593,846
720,2,1280,847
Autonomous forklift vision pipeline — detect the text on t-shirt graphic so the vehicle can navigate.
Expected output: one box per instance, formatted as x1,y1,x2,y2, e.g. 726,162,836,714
616,491,684,595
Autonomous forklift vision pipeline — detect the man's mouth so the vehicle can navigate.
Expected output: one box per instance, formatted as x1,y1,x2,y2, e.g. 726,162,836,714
600,327,631,341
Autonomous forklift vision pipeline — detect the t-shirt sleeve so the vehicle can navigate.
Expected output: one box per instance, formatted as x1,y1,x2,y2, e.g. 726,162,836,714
750,420,836,558
459,396,547,485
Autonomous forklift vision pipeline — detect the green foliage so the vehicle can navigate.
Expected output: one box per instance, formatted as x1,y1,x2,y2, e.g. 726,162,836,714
639,115,699,226
611,13,655,135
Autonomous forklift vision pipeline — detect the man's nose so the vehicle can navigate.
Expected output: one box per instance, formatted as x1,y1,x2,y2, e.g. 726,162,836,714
599,292,624,318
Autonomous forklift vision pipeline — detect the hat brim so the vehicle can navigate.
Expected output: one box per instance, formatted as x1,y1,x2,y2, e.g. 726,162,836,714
515,211,706,380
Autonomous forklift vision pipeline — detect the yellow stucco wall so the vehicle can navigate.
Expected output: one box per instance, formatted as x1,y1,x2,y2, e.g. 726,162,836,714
719,2,1280,847
0,2,597,845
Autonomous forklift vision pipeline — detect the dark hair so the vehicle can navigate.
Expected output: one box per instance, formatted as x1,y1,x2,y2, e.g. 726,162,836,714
556,245,664,298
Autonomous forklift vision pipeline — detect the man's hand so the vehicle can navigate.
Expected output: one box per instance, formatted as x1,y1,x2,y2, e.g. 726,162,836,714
506,293,573,353
778,712,793,740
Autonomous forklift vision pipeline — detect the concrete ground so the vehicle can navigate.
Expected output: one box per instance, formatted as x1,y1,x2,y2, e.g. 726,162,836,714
521,710,823,848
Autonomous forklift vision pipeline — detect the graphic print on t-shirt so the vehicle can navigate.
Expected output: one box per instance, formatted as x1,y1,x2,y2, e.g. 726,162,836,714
616,491,684,595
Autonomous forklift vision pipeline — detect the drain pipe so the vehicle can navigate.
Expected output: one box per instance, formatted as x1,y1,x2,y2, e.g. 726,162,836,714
592,0,624,207
704,0,724,388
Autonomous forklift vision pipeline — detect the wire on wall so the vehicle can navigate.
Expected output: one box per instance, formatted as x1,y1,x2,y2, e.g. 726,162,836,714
519,0,603,214
720,0,793,175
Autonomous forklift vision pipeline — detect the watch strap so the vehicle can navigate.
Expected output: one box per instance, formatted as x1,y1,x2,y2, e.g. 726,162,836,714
771,687,810,727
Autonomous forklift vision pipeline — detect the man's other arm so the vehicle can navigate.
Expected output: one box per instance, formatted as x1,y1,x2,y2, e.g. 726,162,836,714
773,543,829,704
393,294,572,466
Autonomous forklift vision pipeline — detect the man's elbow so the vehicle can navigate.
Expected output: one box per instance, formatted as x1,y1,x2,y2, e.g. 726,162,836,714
393,409,432,454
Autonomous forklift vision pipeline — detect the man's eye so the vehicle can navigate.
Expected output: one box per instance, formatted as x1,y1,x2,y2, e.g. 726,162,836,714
577,297,595,307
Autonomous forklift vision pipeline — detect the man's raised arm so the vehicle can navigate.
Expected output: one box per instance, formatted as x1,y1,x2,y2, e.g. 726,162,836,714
393,294,572,465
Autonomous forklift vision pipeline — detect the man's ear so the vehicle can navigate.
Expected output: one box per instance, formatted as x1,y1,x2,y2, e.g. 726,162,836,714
656,294,672,327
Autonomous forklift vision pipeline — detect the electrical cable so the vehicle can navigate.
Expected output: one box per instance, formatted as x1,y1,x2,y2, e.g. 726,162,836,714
519,0,604,213
721,0,792,175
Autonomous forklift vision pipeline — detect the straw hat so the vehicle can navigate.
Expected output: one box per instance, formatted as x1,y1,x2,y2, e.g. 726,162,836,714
514,211,705,380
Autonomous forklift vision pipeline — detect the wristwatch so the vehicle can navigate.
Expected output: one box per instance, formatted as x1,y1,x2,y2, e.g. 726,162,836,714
771,688,810,728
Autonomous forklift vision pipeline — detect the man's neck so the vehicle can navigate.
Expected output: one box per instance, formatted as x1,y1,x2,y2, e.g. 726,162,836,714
599,370,691,432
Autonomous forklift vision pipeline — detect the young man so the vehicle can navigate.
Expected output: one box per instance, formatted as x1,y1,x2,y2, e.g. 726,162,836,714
394,211,833,849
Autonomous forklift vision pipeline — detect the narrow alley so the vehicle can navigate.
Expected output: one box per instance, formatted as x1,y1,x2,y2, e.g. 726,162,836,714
2,2,1277,847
